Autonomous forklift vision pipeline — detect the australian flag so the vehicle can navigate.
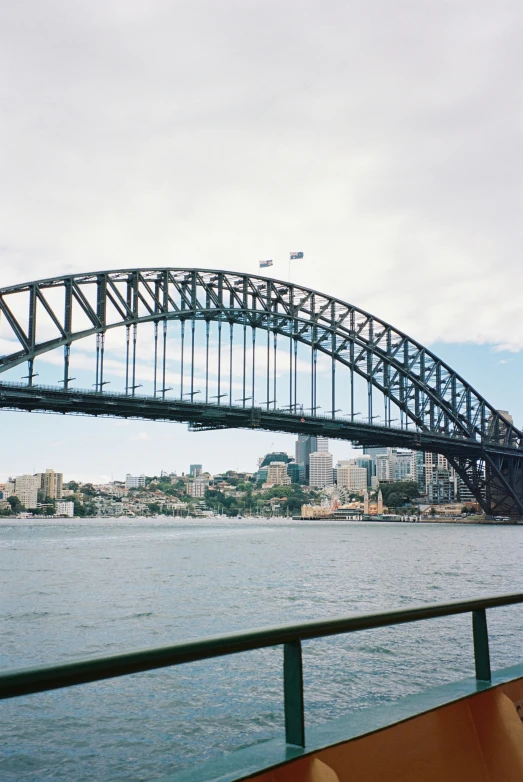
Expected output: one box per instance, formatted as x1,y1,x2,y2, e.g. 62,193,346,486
290,251,304,259
259,260,273,268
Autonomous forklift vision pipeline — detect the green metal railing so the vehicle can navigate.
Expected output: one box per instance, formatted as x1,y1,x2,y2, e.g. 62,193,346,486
2,593,523,749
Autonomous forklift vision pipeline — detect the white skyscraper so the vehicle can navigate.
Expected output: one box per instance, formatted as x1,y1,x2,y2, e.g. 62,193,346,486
316,437,329,453
309,452,333,488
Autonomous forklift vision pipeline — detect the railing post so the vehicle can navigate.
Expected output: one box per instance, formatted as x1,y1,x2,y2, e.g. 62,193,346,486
472,609,491,682
284,640,305,747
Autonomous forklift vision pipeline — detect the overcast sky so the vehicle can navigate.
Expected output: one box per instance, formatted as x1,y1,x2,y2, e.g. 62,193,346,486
1,1,523,482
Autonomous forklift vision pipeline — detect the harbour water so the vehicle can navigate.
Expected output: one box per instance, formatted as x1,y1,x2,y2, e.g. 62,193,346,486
2,517,523,781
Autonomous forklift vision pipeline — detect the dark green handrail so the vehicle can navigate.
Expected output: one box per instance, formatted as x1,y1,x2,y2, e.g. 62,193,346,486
2,592,523,747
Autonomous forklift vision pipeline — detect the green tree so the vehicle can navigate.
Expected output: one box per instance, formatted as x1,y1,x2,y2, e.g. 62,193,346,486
380,481,419,509
81,483,97,497
64,481,79,491
7,496,24,513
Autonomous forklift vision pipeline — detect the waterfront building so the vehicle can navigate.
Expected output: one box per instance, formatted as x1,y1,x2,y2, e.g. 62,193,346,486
376,452,393,481
394,451,412,482
14,474,39,509
424,453,458,501
354,456,373,487
309,452,333,488
187,478,209,498
336,463,367,492
411,451,426,493
423,453,448,492
37,468,63,499
0,481,15,499
189,464,202,478
55,501,74,517
125,473,146,489
286,462,305,484
265,462,291,487
427,467,453,504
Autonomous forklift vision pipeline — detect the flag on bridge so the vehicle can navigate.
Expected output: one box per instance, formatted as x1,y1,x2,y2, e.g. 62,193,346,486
259,260,273,268
290,251,304,259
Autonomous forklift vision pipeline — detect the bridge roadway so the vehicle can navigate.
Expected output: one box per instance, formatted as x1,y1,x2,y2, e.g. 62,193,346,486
0,380,513,461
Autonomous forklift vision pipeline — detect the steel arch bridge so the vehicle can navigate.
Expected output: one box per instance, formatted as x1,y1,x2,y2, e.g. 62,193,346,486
1,268,522,517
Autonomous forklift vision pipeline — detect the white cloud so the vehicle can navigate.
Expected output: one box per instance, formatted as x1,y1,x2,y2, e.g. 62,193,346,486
1,1,523,476
0,1,521,353
130,431,150,441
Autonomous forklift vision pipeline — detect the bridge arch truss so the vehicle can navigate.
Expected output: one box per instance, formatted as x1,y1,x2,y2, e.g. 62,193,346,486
1,268,522,517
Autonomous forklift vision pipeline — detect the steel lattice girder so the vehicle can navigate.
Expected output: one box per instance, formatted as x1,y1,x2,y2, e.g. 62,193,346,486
2,268,523,517
1,267,520,447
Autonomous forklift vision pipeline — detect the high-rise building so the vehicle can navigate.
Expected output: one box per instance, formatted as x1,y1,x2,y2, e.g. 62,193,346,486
354,456,373,487
337,464,367,492
362,446,389,458
309,452,333,488
189,464,203,478
14,474,39,509
295,436,318,480
423,453,457,500
260,452,291,467
394,451,412,482
125,474,146,489
410,452,424,492
287,462,305,484
316,437,329,453
428,468,453,504
55,501,74,517
37,468,63,499
376,452,393,481
266,462,291,486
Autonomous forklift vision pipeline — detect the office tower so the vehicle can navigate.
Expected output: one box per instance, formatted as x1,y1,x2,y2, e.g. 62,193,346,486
316,437,329,453
295,435,317,480
309,452,333,488
336,464,367,492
